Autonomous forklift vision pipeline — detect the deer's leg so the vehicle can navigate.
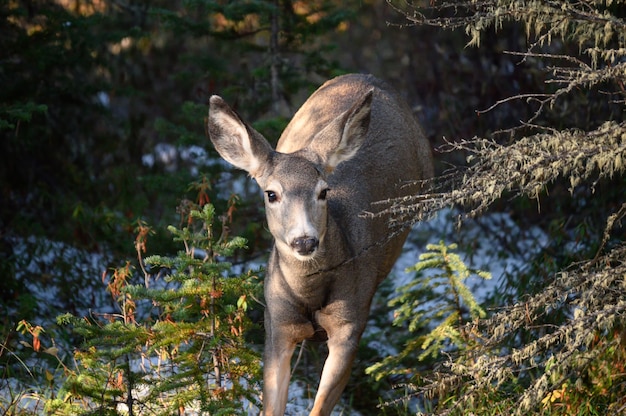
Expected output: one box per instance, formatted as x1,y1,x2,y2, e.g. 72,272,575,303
262,313,316,416
262,331,297,416
309,311,363,416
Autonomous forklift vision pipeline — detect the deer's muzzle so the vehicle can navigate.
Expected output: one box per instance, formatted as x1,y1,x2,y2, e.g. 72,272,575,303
291,237,319,256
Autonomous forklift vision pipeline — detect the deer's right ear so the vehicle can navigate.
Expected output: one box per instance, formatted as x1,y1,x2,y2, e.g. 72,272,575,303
306,89,373,173
207,96,273,178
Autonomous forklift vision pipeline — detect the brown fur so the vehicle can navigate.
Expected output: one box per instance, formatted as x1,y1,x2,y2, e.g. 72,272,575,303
207,74,433,415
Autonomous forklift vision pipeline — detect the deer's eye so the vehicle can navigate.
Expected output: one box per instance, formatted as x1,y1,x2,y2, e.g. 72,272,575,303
265,190,278,203
318,188,329,201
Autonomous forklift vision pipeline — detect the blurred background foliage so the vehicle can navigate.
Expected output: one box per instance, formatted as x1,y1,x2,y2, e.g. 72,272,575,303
1,0,625,414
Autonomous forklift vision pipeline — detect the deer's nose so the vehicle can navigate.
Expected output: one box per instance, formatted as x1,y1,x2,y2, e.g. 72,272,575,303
291,237,319,255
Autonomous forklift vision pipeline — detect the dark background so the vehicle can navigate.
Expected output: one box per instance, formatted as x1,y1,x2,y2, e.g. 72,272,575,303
2,1,624,413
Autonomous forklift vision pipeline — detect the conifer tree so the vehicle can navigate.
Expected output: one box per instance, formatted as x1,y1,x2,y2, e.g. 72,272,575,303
46,201,262,415
366,242,490,381
376,0,626,414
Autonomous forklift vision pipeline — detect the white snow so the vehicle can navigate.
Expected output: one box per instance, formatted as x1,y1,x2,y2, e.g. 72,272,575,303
6,199,549,415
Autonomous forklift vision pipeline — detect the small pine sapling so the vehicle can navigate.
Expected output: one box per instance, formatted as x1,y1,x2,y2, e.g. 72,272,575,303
367,241,490,383
47,201,262,415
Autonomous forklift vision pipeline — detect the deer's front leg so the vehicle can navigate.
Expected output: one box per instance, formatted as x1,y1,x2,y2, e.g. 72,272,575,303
309,310,364,416
262,307,316,416
262,329,296,416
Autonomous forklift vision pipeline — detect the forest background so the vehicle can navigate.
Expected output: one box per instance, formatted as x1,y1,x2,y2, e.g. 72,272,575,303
1,0,625,415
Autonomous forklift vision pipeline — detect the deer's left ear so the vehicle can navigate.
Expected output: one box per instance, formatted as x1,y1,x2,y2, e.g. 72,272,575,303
307,89,373,173
207,96,274,179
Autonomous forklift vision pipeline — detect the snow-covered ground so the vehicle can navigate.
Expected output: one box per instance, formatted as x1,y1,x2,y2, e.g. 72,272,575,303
392,208,549,300
5,143,550,414
5,206,549,415
10,235,114,319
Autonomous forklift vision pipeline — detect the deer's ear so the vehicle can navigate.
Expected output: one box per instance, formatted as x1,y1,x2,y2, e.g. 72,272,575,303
308,89,373,173
207,96,273,178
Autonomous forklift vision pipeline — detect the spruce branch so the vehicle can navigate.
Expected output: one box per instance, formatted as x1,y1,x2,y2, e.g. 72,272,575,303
377,120,626,223
417,244,626,415
382,0,626,414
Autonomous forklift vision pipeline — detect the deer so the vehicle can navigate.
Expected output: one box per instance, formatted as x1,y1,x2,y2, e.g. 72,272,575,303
207,73,434,415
